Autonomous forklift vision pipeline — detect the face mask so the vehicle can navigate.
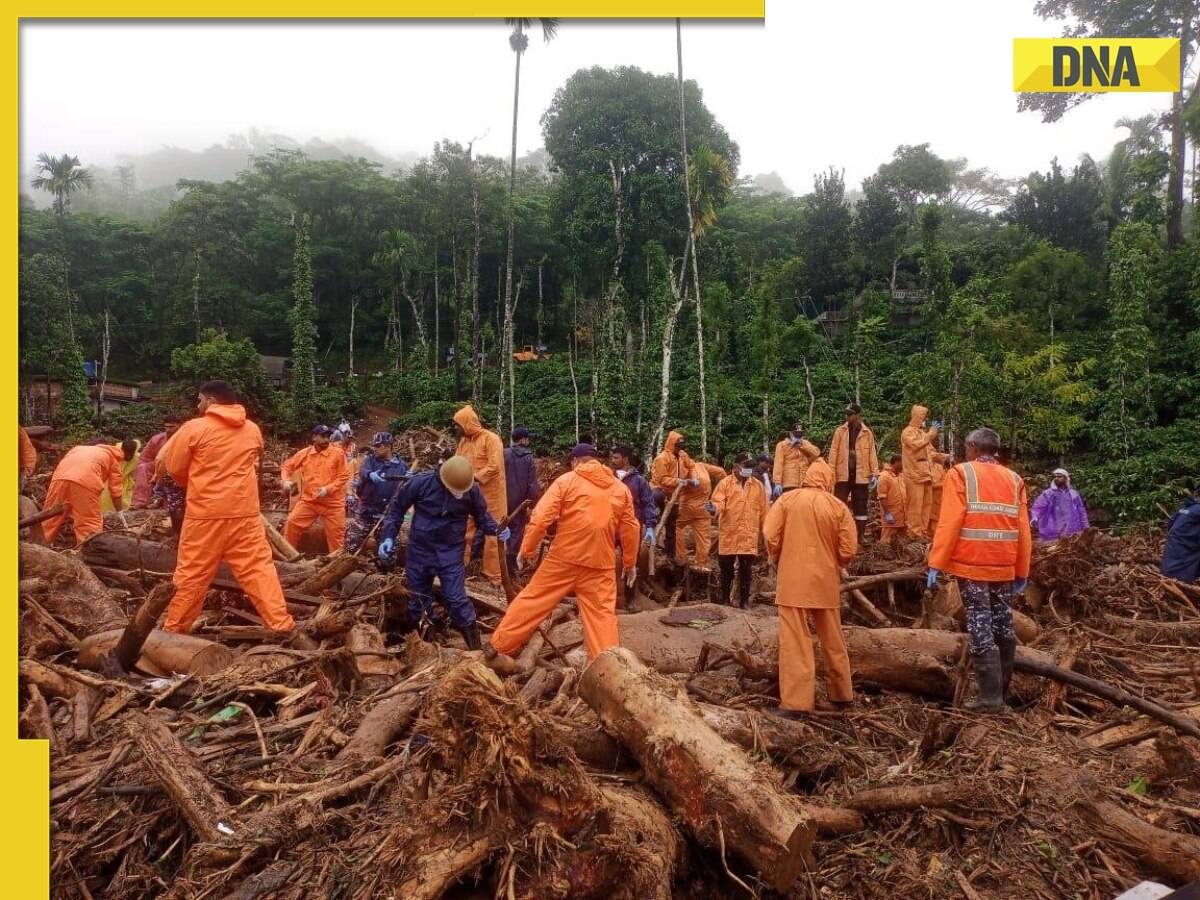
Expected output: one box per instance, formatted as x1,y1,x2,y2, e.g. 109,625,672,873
739,467,754,478
789,435,802,445
615,469,627,480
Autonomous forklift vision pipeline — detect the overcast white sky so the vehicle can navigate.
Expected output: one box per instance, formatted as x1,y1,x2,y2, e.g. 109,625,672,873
20,5,1169,193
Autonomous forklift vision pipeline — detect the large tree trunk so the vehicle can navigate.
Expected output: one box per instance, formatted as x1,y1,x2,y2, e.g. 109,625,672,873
82,532,314,587
1167,14,1190,249
648,241,690,462
470,144,483,406
580,647,816,892
19,543,127,638
79,628,236,676
677,20,707,457
1077,798,1200,885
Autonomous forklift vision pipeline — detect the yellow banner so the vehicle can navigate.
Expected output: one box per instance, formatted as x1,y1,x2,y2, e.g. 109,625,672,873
14,1,765,15
1013,37,1179,93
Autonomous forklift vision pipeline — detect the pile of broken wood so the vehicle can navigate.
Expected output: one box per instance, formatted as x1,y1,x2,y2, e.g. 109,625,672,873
19,523,1200,899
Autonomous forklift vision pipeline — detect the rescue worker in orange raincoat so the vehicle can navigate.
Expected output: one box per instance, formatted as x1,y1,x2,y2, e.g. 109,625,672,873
900,404,942,538
453,405,507,584
709,452,768,608
927,449,951,535
487,443,640,665
763,459,858,716
877,455,907,544
19,426,37,493
281,425,351,553
650,430,707,565
772,423,821,499
43,440,136,545
827,405,880,541
161,381,308,643
928,427,1031,711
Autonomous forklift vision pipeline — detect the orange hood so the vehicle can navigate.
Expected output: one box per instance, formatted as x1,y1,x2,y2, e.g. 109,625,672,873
574,459,616,489
454,405,482,437
207,403,248,428
908,405,928,428
802,458,835,493
663,430,684,454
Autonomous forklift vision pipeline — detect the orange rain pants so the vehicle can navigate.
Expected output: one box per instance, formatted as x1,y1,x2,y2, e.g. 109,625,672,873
675,509,712,566
165,515,295,633
43,479,104,546
777,606,853,711
285,498,346,553
490,555,619,660
903,477,933,539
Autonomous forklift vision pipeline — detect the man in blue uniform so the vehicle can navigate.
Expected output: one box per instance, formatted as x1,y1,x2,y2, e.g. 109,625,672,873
345,431,409,557
503,426,541,573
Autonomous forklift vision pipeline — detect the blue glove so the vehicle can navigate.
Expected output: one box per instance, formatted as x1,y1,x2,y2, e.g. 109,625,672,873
689,478,701,488
884,511,895,525
926,568,940,589
869,474,879,490
369,470,387,484
497,527,512,543
378,537,395,558
705,502,716,515
643,526,655,543
931,420,943,430
772,484,783,499
1013,578,1027,595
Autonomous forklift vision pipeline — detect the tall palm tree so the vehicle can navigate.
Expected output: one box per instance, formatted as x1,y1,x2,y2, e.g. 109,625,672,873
31,152,93,217
501,18,558,430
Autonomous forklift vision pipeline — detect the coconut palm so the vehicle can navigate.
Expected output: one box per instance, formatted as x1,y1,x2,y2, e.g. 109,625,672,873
31,152,93,217
500,17,558,431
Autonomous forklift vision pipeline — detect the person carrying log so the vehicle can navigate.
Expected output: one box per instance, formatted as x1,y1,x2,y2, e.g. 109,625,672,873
160,380,310,646
487,443,640,665
453,405,507,585
927,426,1032,711
763,461,858,716
828,404,880,541
18,425,37,494
377,455,509,649
650,430,709,566
503,426,541,574
345,431,409,556
877,455,907,545
771,423,821,499
43,439,137,546
131,414,183,509
281,425,351,553
900,404,941,538
709,453,768,608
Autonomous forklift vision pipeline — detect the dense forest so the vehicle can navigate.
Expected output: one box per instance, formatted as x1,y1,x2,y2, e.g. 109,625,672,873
18,44,1200,526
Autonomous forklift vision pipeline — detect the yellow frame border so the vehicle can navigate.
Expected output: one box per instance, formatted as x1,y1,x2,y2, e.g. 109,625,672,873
8,5,764,896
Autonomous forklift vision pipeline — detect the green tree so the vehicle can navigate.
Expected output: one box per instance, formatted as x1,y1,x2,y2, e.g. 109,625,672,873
290,216,318,421
31,152,94,218
20,253,91,435
171,329,275,418
1003,157,1107,260
1102,222,1158,455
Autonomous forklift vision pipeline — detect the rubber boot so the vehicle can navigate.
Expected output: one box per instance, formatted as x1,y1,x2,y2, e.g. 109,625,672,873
458,621,482,651
967,647,1005,712
996,635,1017,703
855,519,866,543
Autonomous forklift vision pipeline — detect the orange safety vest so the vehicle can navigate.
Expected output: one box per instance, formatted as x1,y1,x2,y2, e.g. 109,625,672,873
930,460,1031,581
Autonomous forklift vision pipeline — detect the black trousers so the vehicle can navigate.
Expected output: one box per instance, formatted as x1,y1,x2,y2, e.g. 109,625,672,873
718,554,755,607
834,481,869,538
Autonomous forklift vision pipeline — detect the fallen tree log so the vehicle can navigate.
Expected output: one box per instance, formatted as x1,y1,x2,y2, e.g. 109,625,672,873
260,514,300,562
79,628,236,676
1086,704,1200,751
1077,798,1200,885
579,647,816,892
18,496,46,544
18,502,62,530
290,553,360,595
19,659,80,698
844,779,982,813
83,532,314,586
19,543,127,638
108,581,177,674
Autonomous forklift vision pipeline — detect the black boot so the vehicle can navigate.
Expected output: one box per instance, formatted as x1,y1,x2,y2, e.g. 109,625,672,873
967,647,1005,712
458,621,482,651
996,635,1016,703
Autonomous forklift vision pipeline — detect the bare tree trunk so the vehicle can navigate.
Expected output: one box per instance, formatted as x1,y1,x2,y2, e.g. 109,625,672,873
348,295,358,377
452,234,462,398
502,42,522,391
401,288,429,354
606,160,627,353
192,248,202,342
98,308,111,418
433,238,440,375
676,20,707,456
802,355,815,423
470,144,482,406
1167,12,1191,249
649,240,690,462
569,293,580,443
535,261,544,348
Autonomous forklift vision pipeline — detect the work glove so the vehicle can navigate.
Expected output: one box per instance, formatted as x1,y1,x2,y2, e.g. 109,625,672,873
625,566,638,588
316,486,329,499
369,470,387,484
772,484,783,499
930,420,943,431
517,555,531,573
117,511,129,528
1013,578,1028,595
926,568,940,590
688,478,701,488
497,527,512,543
705,502,716,515
378,537,395,559
869,474,878,490
643,526,656,544
884,511,895,525
281,479,294,494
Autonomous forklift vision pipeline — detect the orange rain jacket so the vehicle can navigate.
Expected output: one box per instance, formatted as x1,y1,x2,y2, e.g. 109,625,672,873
929,459,1032,582
650,430,695,492
519,460,640,570
51,444,125,499
763,462,858,609
772,437,821,489
281,444,351,504
454,406,506,507
711,473,768,556
877,468,907,526
19,427,37,477
164,405,265,518
827,423,880,485
900,405,938,483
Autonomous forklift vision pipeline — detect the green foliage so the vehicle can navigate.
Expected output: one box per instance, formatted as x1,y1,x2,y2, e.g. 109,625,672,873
1101,223,1158,455
99,402,171,441
170,329,276,418
289,218,318,421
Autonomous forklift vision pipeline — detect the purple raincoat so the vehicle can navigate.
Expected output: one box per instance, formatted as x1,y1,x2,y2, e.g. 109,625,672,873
1030,481,1089,541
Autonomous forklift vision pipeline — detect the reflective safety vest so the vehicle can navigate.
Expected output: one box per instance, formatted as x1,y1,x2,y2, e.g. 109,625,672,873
929,459,1032,582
